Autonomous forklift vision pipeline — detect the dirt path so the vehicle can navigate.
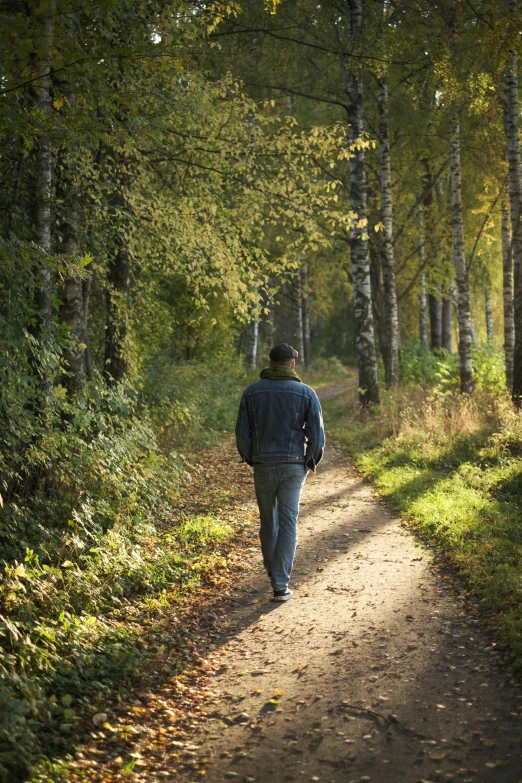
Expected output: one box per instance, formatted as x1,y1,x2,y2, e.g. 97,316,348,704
172,383,522,783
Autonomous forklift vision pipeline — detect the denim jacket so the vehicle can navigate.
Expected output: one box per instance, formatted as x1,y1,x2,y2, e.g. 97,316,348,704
235,378,325,470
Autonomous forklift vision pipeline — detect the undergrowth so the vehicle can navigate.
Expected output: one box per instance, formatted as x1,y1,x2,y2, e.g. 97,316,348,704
323,343,522,673
0,357,252,782
1,347,346,781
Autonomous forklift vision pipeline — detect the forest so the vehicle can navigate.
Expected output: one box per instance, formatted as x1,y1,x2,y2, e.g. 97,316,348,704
1,1,522,781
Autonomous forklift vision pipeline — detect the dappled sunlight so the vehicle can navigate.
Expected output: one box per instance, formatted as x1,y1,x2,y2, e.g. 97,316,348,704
175,445,522,783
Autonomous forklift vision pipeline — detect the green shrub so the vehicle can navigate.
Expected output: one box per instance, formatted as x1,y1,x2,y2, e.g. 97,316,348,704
144,357,254,451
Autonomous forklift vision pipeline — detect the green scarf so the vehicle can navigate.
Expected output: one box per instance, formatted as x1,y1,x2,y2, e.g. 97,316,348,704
260,365,302,382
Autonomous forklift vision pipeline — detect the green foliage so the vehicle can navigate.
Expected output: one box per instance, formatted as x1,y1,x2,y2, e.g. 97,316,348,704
0,275,246,781
144,358,255,451
399,342,507,395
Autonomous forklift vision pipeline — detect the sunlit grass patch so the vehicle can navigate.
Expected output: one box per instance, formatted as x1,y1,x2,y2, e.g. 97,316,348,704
175,514,233,546
324,369,522,673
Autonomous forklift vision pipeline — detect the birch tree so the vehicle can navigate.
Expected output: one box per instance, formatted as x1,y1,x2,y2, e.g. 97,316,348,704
377,72,400,387
346,0,380,405
301,265,311,366
448,0,473,394
503,0,522,403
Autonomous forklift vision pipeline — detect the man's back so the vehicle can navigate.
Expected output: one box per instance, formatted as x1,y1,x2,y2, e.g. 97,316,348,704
235,344,325,602
237,377,323,466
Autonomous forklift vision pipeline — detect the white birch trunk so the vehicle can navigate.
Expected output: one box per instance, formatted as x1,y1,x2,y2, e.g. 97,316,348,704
301,264,311,366
449,0,473,393
504,0,522,402
296,269,305,361
248,314,259,369
378,73,400,387
346,0,379,404
266,297,275,348
502,195,515,389
450,113,474,395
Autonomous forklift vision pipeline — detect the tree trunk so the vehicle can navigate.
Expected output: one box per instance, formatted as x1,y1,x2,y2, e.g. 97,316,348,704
104,242,130,382
247,313,259,369
441,295,453,352
58,197,86,393
485,289,494,343
377,72,400,387
370,242,387,368
449,112,473,392
504,2,522,402
32,0,56,375
502,195,515,389
449,0,473,394
346,0,379,405
265,291,275,349
104,154,133,383
419,274,429,349
428,294,442,350
301,264,311,366
55,91,87,395
418,208,429,350
296,269,305,361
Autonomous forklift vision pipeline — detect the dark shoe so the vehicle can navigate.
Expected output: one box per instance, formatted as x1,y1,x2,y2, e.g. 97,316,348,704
265,567,272,579
271,589,293,602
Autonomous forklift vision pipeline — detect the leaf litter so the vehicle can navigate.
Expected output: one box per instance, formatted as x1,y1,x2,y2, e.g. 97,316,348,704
38,432,522,783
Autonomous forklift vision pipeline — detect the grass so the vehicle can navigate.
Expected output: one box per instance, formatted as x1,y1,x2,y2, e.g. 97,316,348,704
323,373,522,673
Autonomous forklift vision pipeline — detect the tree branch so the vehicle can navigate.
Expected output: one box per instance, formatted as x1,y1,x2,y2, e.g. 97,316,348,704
466,176,507,272
393,160,449,248
244,81,349,111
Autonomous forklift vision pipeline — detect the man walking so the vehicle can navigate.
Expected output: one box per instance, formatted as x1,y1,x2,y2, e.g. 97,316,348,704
235,344,325,602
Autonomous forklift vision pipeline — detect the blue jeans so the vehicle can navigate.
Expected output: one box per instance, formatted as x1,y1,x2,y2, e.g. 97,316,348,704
253,462,307,591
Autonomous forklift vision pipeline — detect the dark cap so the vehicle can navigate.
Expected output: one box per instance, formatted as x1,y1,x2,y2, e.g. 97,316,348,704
269,343,298,362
